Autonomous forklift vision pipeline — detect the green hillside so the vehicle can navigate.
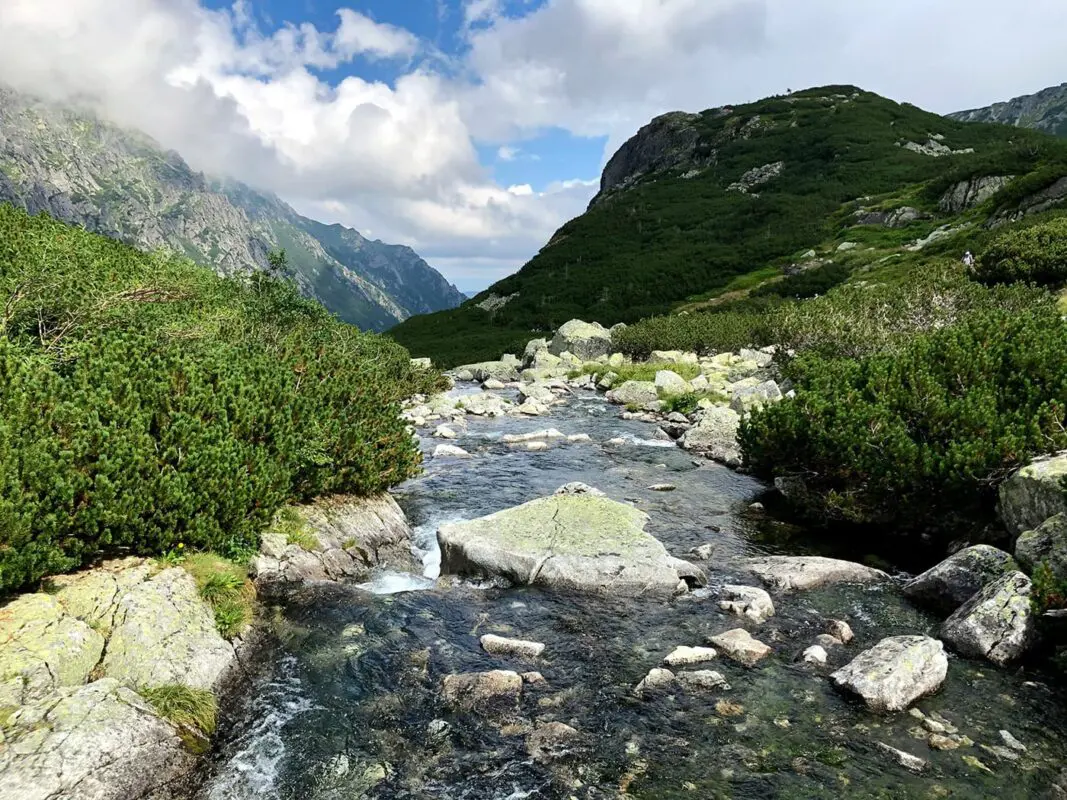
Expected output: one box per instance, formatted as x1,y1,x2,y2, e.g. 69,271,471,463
391,86,1067,366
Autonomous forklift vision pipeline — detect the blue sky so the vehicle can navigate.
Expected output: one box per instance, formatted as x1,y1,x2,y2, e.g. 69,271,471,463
5,0,1067,292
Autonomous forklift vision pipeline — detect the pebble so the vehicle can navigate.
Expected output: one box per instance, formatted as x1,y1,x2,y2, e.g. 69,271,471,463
999,730,1027,752
928,734,959,751
876,742,927,773
648,484,677,492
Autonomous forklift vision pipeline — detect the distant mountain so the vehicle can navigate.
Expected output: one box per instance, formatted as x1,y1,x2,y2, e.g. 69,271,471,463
0,85,464,330
391,85,1067,366
949,83,1067,137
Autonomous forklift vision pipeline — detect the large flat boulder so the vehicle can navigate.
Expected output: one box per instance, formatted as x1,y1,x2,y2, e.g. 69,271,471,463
903,545,1017,613
941,571,1037,665
745,556,889,591
549,320,613,361
0,678,191,800
679,407,741,467
831,636,948,712
998,452,1067,535
453,360,521,383
606,380,658,407
437,493,705,597
1015,512,1067,583
103,568,234,691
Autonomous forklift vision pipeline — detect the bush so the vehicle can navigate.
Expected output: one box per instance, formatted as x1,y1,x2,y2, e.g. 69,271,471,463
740,304,1067,533
751,262,851,300
0,205,440,593
974,217,1067,286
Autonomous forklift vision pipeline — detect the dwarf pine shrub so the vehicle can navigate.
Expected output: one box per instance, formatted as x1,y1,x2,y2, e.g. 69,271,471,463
974,216,1067,286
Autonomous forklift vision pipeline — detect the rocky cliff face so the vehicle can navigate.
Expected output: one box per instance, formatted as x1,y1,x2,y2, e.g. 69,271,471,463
949,83,1067,137
0,85,464,331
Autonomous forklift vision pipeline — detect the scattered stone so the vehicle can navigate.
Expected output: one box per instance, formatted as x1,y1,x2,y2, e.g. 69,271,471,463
526,722,582,763
501,429,566,444
664,646,718,667
831,636,947,712
433,425,459,440
648,484,677,492
427,719,451,740
554,483,605,497
999,730,1027,753
480,634,545,659
441,670,522,713
815,634,845,650
749,502,764,511
923,718,946,734
962,754,995,775
827,620,854,644
718,585,775,623
904,545,1017,613
929,734,960,751
433,444,472,459
876,742,927,774
803,645,828,665
982,744,1020,762
522,671,546,685
676,670,730,692
708,628,772,667
567,433,592,443
715,700,745,718
998,452,1067,535
941,572,1036,665
482,378,506,390
745,556,889,591
634,668,676,697
437,493,705,596
690,544,715,561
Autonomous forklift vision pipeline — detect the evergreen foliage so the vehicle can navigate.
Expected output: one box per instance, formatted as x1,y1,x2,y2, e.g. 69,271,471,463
974,216,1067,285
0,204,441,593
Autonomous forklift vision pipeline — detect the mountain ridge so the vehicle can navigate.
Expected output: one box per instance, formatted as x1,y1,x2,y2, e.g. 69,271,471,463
949,83,1067,137
0,85,464,330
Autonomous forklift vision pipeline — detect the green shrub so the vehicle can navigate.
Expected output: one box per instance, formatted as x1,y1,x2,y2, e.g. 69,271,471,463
751,262,851,300
1033,562,1067,613
741,304,1067,533
974,217,1067,286
0,204,438,593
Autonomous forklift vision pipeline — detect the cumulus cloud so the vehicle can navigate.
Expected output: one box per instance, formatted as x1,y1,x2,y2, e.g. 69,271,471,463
0,0,1066,291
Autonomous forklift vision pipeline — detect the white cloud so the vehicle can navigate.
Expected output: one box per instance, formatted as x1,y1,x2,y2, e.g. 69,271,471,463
497,145,519,161
334,9,419,61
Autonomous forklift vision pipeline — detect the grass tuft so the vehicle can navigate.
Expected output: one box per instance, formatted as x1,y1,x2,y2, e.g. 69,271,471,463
182,553,253,639
141,685,218,736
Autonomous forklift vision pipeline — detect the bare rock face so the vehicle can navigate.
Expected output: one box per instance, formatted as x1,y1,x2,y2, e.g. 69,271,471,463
831,636,948,712
903,545,1018,613
0,678,192,800
441,670,522,714
940,572,1037,665
745,556,889,591
437,493,705,597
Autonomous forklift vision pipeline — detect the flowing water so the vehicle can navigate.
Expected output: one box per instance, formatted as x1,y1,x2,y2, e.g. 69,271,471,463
188,388,1067,799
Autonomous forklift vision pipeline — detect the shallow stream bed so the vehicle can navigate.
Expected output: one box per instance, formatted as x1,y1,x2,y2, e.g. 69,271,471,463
187,389,1067,799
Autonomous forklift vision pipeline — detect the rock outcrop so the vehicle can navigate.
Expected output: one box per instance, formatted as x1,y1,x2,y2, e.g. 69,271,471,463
998,452,1067,535
549,319,614,360
939,176,1013,213
745,556,889,591
940,572,1037,665
903,545,1017,613
679,407,741,467
831,636,948,712
1015,513,1067,582
437,492,705,597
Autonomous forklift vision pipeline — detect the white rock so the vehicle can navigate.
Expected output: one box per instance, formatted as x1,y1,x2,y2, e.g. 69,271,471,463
876,742,927,773
634,668,676,696
567,433,592,443
433,444,472,459
831,636,947,712
718,585,775,623
664,646,718,667
480,634,546,658
745,556,889,591
708,628,772,667
803,645,828,665
433,425,459,440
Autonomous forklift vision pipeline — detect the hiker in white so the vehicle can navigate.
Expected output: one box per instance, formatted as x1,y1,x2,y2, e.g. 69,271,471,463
962,250,975,269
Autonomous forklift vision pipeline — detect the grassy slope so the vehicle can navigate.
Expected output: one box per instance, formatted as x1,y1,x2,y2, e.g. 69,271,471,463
390,85,1067,366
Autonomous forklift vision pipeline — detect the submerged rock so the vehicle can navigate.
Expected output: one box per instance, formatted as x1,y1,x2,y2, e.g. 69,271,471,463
718,585,775,623
745,556,889,591
827,620,855,644
803,645,828,665
876,742,928,774
0,678,192,800
708,629,772,667
526,721,582,763
634,667,677,697
441,670,522,714
831,636,947,712
480,634,546,659
437,493,705,597
676,670,730,692
940,571,1036,665
998,452,1067,535
904,545,1017,613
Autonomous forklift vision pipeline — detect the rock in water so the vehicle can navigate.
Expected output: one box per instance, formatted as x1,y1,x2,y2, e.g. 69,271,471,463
433,444,472,459
998,452,1067,535
940,571,1036,665
708,629,772,667
676,670,730,691
526,722,582,763
480,634,546,658
663,646,718,667
0,678,192,800
554,483,605,497
1015,512,1067,583
803,645,828,665
876,742,928,774
679,407,741,467
904,545,1017,613
718,585,775,623
550,320,614,361
827,620,854,644
441,670,522,714
745,556,889,591
634,668,677,697
831,636,947,712
606,380,658,407
437,494,705,597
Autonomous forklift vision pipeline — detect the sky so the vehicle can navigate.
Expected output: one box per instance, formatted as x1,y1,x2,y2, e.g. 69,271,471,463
1,2,1067,292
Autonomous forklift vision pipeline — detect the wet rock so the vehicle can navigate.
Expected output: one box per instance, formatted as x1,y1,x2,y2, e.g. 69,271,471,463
648,483,677,492
831,636,947,712
103,567,234,691
718,585,775,623
676,670,730,692
730,380,783,415
0,678,192,800
803,645,828,665
518,398,548,416
522,672,546,685
606,380,658,407
690,544,715,560
715,700,745,718
482,378,506,390
679,407,741,467
904,545,1017,613
567,433,592,443
827,620,854,644
433,444,472,458
554,483,605,497
519,382,557,405
1015,513,1067,582
814,634,845,650
998,452,1067,535
708,629,772,667
928,734,960,751
549,320,613,361
941,571,1036,665
664,646,718,667
0,594,105,707
457,393,512,417
526,721,582,763
525,442,549,452
501,428,566,444
634,668,676,697
437,493,705,597
480,634,545,659
876,742,927,773
745,556,889,591
433,425,459,439
441,670,522,713
962,754,995,774
999,730,1027,752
